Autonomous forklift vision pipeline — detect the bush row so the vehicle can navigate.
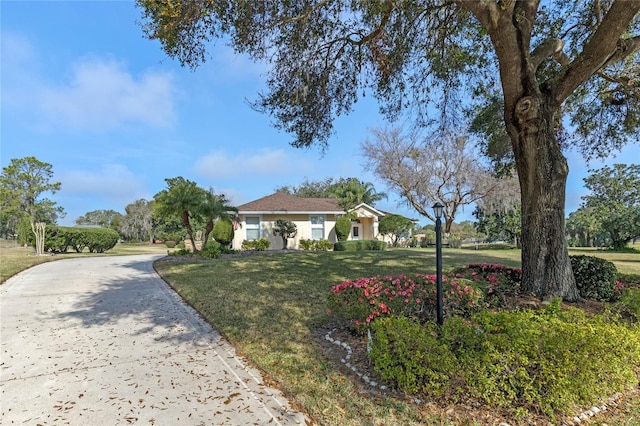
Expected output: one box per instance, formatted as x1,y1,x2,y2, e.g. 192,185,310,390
333,240,387,251
299,239,334,251
28,226,119,253
241,238,270,251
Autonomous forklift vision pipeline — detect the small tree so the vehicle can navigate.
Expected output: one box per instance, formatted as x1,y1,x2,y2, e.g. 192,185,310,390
335,216,352,242
274,219,297,249
378,214,414,247
212,217,235,246
582,164,640,250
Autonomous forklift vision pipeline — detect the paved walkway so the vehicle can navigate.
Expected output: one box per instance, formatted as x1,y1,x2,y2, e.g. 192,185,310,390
0,255,311,425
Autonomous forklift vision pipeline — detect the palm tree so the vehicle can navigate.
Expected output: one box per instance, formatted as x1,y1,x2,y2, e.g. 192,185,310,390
154,177,203,253
199,188,237,249
330,178,387,210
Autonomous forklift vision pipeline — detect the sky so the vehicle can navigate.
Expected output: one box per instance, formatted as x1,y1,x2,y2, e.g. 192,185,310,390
2,1,638,228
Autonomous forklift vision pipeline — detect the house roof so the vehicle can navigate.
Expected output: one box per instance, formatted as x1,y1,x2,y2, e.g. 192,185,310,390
237,192,344,214
350,203,386,218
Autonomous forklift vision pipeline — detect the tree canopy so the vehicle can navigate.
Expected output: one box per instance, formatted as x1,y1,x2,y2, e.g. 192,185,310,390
276,177,386,209
154,177,237,252
75,209,124,233
363,127,499,233
581,164,640,249
137,1,640,300
0,157,65,238
378,214,414,247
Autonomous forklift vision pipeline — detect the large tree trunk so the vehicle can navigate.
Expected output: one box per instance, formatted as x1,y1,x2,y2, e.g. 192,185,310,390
512,95,579,301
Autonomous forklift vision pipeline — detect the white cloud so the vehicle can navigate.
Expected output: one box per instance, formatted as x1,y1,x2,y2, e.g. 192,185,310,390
194,148,313,179
1,32,176,132
58,164,146,204
37,58,176,131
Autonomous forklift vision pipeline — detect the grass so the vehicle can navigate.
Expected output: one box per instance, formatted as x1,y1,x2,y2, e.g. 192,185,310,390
0,240,171,284
154,248,640,425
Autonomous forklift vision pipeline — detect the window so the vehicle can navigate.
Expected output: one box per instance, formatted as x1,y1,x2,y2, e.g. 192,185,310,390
310,215,325,240
246,216,260,240
352,226,359,237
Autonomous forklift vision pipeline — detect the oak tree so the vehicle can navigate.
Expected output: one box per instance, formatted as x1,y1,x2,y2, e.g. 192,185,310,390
137,1,640,300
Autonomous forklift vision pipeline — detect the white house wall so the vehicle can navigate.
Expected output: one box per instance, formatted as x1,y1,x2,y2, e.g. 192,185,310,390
232,214,338,250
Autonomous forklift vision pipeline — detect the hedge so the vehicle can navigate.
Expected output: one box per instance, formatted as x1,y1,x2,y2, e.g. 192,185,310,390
28,226,119,253
333,240,387,251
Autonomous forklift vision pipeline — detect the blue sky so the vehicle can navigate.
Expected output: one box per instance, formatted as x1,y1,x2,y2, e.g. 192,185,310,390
2,1,638,227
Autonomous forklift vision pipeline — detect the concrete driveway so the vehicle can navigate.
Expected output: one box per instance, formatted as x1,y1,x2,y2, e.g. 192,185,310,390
0,254,311,425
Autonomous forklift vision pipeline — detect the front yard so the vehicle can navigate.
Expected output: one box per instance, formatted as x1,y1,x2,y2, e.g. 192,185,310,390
153,247,640,425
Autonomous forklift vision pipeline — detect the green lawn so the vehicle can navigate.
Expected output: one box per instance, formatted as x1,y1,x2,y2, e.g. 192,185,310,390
154,247,639,425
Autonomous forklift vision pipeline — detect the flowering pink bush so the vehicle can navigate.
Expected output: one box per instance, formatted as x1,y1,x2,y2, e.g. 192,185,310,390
327,263,527,330
327,273,482,331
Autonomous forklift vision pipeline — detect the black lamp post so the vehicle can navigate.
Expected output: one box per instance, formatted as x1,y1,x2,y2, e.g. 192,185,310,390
432,202,444,326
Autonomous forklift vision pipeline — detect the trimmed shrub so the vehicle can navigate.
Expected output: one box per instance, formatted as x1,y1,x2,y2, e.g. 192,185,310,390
27,226,118,254
369,303,640,419
334,240,387,251
165,241,176,248
241,238,270,251
335,216,352,242
201,243,221,258
212,218,234,245
299,239,333,251
44,226,72,253
83,227,119,253
570,255,618,301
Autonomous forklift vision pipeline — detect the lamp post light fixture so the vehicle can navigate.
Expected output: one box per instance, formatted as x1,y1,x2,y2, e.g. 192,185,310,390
432,202,445,326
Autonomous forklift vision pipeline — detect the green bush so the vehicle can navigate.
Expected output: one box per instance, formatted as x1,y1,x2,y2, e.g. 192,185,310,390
370,303,640,419
168,248,192,256
333,240,387,251
201,243,222,258
335,216,352,242
212,218,234,245
570,255,618,301
44,226,71,253
165,241,176,248
299,239,333,251
241,238,270,251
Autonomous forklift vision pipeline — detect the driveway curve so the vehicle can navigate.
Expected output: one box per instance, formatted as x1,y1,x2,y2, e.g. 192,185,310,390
0,254,311,425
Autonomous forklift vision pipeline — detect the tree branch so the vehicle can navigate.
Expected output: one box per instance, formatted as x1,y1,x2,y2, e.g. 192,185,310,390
530,38,570,70
553,0,640,103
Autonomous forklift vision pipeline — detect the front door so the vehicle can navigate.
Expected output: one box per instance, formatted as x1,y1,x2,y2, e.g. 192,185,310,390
351,223,363,240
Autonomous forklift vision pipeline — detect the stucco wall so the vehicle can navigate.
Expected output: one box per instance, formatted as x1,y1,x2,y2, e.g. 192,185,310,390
232,213,338,250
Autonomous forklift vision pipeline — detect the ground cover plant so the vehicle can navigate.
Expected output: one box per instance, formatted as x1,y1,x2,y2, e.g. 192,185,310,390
153,248,640,425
